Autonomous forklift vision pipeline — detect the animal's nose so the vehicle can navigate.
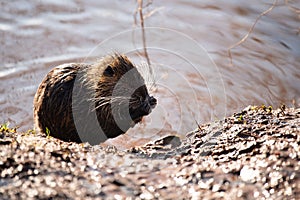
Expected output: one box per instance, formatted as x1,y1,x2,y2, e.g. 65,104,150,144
141,96,156,115
149,96,157,108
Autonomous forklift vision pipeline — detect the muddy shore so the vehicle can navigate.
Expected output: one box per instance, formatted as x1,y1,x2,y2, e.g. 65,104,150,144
0,105,299,199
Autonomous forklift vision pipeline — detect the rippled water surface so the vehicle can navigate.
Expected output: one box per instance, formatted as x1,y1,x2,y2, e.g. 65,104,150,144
1,0,299,149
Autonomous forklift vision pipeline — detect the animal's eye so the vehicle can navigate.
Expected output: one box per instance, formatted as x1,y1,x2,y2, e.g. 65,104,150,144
139,95,144,102
103,65,114,77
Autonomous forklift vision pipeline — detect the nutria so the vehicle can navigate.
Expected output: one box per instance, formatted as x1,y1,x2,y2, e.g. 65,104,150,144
33,54,156,145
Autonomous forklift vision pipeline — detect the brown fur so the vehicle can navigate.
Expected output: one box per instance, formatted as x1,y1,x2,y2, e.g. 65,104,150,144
33,54,156,144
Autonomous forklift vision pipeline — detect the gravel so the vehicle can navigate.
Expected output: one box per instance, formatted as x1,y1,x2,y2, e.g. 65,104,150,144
0,105,299,199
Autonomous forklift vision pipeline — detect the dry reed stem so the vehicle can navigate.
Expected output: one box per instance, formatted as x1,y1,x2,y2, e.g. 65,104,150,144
228,0,278,66
135,0,156,87
137,0,151,67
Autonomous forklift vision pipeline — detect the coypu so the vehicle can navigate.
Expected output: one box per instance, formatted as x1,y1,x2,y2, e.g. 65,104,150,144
33,54,156,145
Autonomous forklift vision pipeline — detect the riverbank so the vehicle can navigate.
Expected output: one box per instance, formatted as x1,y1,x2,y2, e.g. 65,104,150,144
0,105,299,199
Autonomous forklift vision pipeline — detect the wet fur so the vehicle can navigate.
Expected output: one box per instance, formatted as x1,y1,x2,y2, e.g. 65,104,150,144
34,54,156,144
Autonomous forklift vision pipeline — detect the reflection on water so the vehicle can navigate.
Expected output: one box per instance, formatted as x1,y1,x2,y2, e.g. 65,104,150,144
0,0,299,149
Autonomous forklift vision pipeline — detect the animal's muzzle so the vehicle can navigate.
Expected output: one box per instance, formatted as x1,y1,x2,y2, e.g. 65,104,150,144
142,96,157,115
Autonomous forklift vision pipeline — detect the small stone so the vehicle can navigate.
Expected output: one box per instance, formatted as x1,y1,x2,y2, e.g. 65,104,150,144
240,166,259,183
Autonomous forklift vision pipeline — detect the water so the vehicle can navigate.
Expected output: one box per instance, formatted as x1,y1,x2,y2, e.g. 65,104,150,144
0,0,299,149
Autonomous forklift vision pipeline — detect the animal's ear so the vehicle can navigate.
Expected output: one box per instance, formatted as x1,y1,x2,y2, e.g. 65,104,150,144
103,65,114,77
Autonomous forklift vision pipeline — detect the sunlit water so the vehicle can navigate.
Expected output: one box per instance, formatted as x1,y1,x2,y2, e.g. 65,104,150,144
0,0,299,149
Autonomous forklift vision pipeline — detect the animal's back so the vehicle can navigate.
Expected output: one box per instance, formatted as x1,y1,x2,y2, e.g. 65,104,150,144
33,63,86,142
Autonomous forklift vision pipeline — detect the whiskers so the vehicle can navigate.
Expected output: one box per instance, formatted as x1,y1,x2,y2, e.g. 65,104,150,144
91,96,132,111
137,62,157,93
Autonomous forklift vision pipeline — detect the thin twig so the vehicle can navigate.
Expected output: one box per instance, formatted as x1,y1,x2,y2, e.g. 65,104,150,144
285,0,300,13
143,7,164,20
136,0,156,87
138,0,151,67
228,0,278,66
